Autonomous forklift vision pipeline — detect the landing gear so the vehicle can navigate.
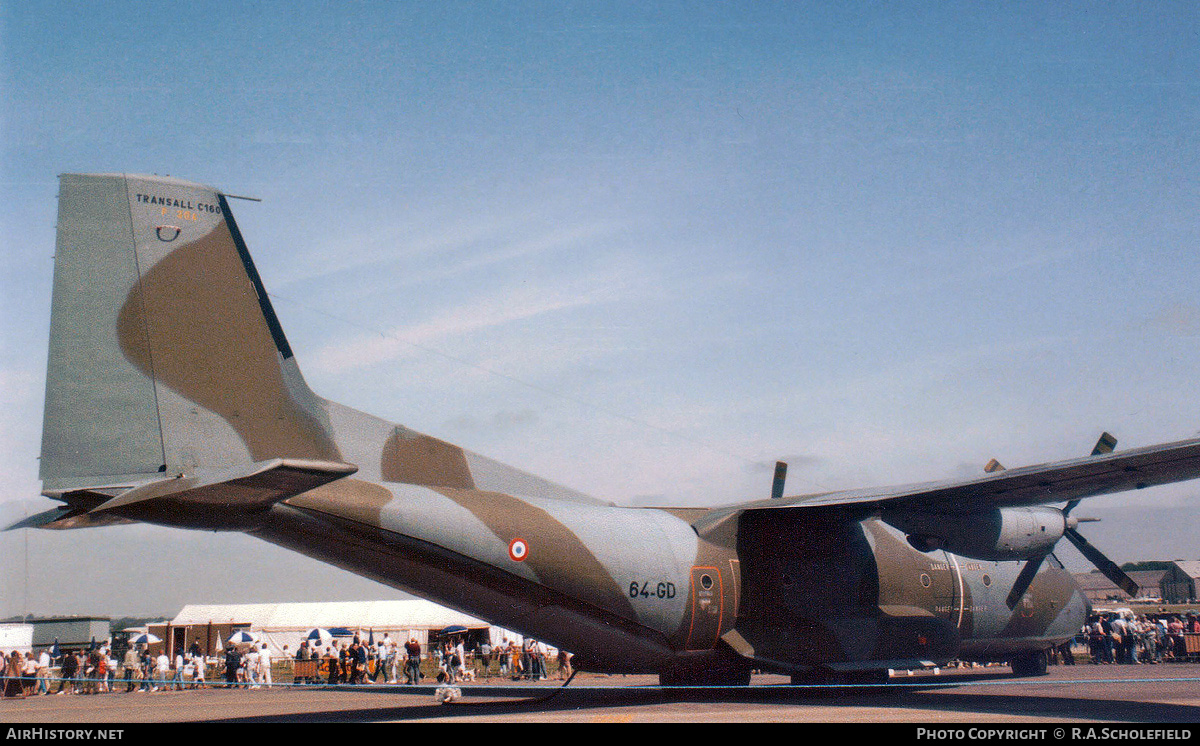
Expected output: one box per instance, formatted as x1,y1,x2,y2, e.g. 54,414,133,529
1009,649,1049,677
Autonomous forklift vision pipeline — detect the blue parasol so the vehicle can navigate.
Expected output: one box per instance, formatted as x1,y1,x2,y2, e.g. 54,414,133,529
129,633,161,645
305,628,333,644
226,631,257,645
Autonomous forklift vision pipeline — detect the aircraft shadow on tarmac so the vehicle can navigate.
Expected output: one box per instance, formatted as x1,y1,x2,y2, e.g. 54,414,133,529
203,681,1200,723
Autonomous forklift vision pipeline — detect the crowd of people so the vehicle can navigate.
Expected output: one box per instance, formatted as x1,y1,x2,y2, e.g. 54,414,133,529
289,636,383,687
286,634,573,687
220,642,272,688
1,642,212,698
2,633,580,699
479,638,572,681
3,612,1198,697
1076,610,1200,665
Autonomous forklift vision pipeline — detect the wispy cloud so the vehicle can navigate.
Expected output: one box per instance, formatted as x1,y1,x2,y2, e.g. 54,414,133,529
269,192,627,296
271,211,538,289
308,270,639,375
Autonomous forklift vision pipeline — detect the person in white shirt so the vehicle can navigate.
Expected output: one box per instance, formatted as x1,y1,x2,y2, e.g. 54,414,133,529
244,646,260,688
36,650,51,695
172,652,185,690
533,640,547,680
454,640,466,682
154,652,170,692
192,650,206,688
258,644,272,688
387,640,400,683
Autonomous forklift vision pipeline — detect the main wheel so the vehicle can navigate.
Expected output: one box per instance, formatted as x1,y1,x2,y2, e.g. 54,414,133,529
1010,650,1049,677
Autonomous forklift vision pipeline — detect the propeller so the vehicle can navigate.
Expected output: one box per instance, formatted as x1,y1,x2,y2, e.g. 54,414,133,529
770,461,788,500
1005,547,1050,610
1062,518,1139,598
1091,431,1118,456
1004,433,1136,609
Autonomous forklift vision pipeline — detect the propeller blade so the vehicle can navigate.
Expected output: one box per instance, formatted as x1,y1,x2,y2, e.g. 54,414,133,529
771,461,788,500
1006,552,1047,609
1064,528,1139,597
1004,433,1120,610
1091,432,1118,456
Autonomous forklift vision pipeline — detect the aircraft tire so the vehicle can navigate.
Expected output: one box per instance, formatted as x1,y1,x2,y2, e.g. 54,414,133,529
1009,649,1049,677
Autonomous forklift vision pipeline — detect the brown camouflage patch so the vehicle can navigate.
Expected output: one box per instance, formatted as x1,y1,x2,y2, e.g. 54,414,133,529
381,428,475,488
437,486,635,618
285,478,394,525
117,223,342,463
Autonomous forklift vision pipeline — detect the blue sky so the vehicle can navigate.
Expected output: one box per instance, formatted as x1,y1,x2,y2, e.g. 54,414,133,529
2,2,1200,616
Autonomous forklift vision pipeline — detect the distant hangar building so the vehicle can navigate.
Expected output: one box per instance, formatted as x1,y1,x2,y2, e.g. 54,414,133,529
1074,570,1171,604
1074,561,1200,604
22,616,111,653
1161,561,1200,604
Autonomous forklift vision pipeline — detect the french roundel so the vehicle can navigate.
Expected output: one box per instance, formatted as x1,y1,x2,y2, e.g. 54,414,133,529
508,538,529,562
156,225,182,242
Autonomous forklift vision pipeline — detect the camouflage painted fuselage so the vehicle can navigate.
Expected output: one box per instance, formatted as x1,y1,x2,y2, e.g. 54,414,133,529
37,174,1089,680
254,478,1090,675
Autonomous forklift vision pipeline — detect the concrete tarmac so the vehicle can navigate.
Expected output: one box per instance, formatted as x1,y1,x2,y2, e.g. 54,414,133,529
3,664,1200,724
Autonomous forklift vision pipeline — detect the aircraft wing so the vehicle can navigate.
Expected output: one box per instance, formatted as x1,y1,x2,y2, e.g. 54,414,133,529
733,436,1200,516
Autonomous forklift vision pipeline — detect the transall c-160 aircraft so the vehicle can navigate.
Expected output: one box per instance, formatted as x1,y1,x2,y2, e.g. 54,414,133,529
16,173,1200,685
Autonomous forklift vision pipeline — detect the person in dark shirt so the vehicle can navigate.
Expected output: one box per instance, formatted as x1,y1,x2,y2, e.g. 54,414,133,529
354,640,368,684
404,639,422,685
224,648,241,688
57,651,79,694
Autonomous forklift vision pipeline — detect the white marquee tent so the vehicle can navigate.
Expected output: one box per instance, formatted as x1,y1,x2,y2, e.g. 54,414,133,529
170,600,519,657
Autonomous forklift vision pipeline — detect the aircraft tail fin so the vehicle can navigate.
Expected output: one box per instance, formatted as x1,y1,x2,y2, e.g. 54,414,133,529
40,172,600,511
41,174,342,494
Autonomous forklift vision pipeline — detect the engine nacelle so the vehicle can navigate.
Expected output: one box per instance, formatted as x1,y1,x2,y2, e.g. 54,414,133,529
882,506,1066,561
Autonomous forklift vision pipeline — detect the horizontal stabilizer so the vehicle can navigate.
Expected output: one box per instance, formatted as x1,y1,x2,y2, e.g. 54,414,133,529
4,506,134,531
90,458,358,517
